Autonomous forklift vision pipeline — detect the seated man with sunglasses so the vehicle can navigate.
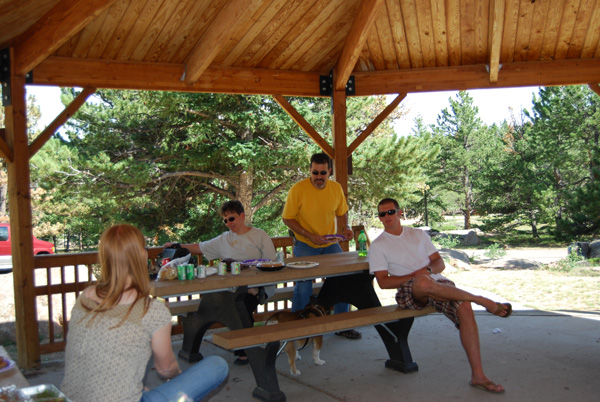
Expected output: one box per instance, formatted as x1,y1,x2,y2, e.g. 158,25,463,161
369,198,512,394
164,200,276,365
282,152,361,340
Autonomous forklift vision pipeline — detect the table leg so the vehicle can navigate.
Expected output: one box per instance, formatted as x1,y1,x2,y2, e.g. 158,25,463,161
246,343,286,402
315,271,419,373
177,287,287,401
178,288,250,362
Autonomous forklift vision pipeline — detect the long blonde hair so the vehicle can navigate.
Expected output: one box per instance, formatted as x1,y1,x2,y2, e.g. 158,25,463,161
84,224,151,327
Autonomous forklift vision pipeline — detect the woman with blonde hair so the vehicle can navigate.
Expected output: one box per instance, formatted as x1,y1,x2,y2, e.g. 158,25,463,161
62,224,228,402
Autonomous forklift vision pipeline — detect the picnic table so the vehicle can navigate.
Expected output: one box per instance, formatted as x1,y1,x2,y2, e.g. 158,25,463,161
150,252,426,402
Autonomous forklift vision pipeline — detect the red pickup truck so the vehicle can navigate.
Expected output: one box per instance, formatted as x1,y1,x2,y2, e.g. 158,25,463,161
0,223,55,273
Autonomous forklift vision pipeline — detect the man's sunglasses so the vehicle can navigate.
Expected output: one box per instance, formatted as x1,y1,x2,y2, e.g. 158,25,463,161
311,170,329,176
377,209,399,218
223,216,236,223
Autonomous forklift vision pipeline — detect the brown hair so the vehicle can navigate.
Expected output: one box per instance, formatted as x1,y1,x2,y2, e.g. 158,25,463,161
378,198,400,210
85,224,151,327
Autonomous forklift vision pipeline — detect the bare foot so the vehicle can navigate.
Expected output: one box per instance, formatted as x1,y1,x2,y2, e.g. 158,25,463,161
486,302,512,318
470,379,505,393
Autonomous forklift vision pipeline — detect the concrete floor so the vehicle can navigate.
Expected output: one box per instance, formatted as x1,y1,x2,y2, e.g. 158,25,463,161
20,307,600,402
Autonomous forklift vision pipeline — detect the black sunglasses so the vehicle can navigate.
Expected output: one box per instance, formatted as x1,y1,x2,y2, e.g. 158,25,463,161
377,209,399,218
311,170,329,176
223,216,236,223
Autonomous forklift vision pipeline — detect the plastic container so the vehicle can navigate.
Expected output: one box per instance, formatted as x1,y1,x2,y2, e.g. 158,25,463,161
358,230,368,257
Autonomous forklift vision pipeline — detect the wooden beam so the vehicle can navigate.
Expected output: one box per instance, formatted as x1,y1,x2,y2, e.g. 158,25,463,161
184,0,263,85
488,0,505,83
334,0,385,91
29,87,96,158
348,93,406,155
34,57,600,97
331,88,348,251
33,57,321,96
12,0,118,75
4,61,40,369
588,83,600,97
353,59,600,95
273,95,334,157
0,129,13,162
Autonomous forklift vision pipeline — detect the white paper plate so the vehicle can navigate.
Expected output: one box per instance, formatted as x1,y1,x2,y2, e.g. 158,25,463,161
286,261,319,269
0,357,15,373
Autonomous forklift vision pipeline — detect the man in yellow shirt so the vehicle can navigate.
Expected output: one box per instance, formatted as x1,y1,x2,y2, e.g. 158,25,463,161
282,153,360,339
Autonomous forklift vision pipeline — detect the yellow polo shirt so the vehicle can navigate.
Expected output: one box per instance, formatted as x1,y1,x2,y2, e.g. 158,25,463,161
282,178,348,248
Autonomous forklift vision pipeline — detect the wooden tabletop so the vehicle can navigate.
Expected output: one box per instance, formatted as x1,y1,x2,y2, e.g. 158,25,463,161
150,251,369,298
0,346,29,389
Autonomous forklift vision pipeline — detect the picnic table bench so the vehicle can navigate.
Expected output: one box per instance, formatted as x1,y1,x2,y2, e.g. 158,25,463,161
150,252,433,402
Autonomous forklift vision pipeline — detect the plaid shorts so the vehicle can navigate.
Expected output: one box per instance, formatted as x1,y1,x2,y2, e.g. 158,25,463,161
395,278,463,329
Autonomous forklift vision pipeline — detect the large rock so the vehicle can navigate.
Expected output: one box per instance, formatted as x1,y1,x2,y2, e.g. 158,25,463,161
447,230,482,246
589,239,600,259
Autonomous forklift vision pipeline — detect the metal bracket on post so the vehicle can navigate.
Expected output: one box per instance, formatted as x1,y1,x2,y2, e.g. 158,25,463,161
1,48,11,106
319,71,356,96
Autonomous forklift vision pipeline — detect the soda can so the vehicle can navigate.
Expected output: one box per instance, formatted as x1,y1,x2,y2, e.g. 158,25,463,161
186,264,195,280
231,261,241,275
198,265,207,278
217,262,227,276
177,265,186,280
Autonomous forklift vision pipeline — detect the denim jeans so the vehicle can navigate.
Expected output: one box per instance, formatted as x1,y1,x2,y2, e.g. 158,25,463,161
291,240,350,315
141,355,228,402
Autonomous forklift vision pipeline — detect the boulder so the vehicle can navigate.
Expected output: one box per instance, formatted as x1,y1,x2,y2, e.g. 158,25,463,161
589,239,600,259
447,230,482,246
568,241,591,258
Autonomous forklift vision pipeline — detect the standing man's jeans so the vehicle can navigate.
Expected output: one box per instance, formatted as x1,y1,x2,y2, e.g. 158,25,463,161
291,240,350,315
141,355,228,402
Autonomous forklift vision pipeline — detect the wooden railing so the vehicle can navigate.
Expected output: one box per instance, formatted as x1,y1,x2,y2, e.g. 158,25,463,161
31,237,295,356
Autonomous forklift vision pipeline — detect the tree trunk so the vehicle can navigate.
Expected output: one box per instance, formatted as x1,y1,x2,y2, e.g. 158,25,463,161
237,129,255,223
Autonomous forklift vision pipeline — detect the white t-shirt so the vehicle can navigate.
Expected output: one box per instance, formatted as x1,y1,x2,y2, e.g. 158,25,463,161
199,227,276,262
369,226,446,281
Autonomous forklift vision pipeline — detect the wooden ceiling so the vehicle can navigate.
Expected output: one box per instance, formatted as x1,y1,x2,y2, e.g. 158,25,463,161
2,0,600,97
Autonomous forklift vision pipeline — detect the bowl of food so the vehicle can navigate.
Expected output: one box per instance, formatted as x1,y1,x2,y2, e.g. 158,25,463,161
255,261,285,272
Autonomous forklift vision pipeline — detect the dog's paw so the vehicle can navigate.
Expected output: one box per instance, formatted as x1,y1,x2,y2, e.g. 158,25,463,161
314,358,325,366
290,368,301,376
295,353,302,361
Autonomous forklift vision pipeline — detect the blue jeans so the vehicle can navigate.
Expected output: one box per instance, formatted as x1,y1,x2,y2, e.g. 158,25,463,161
291,240,349,315
141,355,228,402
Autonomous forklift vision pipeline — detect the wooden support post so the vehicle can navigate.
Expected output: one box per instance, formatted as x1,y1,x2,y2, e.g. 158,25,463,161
4,50,40,369
332,88,349,251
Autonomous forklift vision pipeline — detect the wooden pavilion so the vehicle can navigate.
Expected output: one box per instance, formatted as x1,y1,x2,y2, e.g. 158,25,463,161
2,0,600,369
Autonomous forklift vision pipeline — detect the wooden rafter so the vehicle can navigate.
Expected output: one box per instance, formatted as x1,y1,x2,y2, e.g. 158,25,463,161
273,95,334,158
12,0,118,75
488,0,505,83
348,93,406,155
353,59,600,96
34,57,600,97
588,83,600,97
0,129,13,162
34,57,321,96
334,0,384,91
29,87,96,158
184,0,263,85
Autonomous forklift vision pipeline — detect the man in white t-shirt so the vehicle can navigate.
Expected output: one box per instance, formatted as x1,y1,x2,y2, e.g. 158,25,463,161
165,200,276,365
369,198,512,394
